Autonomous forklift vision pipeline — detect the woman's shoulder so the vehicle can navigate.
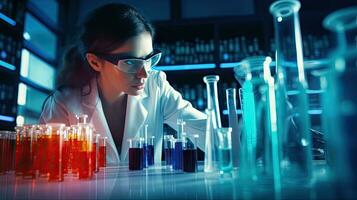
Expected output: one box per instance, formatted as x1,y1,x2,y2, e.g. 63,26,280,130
148,70,168,87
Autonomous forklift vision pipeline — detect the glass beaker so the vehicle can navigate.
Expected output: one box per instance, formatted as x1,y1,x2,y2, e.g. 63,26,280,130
270,0,313,180
183,134,198,173
128,138,143,170
322,6,357,193
225,88,240,169
217,127,233,174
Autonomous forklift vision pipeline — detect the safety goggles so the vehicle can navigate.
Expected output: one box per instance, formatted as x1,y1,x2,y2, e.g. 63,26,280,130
95,49,162,73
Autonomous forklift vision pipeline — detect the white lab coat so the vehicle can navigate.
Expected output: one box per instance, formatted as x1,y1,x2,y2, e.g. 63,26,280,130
39,71,207,165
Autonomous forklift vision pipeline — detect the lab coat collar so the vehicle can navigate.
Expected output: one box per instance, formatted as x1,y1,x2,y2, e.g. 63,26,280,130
81,78,149,163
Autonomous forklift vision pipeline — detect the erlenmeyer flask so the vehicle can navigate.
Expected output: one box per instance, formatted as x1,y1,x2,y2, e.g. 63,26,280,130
269,0,313,180
322,6,357,194
203,75,222,172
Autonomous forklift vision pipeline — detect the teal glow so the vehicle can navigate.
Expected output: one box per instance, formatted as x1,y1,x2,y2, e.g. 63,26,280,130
0,60,16,71
222,109,242,115
242,80,257,177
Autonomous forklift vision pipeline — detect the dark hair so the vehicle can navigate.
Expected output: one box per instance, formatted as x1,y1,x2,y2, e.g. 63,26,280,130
56,3,155,92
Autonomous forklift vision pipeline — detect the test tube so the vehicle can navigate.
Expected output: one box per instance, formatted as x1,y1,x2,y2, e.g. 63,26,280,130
128,138,144,170
46,123,65,181
62,127,70,175
164,135,175,168
6,131,16,172
77,124,93,180
174,119,185,170
22,125,36,179
142,125,148,168
99,136,107,168
0,131,6,174
93,134,100,173
14,126,24,176
31,125,43,176
183,134,198,173
147,136,155,166
38,125,50,178
69,125,79,175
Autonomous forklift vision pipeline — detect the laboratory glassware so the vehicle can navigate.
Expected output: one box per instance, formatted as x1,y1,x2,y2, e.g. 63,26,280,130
225,88,240,169
270,0,313,180
322,6,357,194
203,75,222,172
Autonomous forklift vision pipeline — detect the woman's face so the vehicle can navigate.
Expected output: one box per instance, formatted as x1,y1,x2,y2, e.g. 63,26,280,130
90,31,154,96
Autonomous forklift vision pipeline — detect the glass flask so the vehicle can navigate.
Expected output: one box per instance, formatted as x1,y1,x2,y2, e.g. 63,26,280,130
235,56,279,182
270,0,313,180
225,88,240,169
322,6,357,194
203,75,222,172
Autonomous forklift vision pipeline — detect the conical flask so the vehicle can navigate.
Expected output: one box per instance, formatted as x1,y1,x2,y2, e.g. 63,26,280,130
203,75,222,172
225,88,240,169
322,6,357,194
270,0,313,181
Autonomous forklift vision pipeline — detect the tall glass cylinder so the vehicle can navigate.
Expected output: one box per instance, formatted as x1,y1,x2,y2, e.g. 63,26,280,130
270,0,313,180
203,75,222,128
225,88,240,169
235,56,279,182
322,6,357,194
203,75,222,173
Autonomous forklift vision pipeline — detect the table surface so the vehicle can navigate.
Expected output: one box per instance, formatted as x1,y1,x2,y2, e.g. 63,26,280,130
0,161,353,199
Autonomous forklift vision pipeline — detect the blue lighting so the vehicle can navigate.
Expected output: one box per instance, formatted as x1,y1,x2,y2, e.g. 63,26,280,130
0,60,16,71
0,12,16,26
153,63,216,71
223,109,243,115
220,62,240,68
0,114,15,122
0,51,7,59
223,53,229,61
222,109,322,115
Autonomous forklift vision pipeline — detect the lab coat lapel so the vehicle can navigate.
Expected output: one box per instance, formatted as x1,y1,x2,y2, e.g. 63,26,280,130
121,91,149,161
81,79,120,164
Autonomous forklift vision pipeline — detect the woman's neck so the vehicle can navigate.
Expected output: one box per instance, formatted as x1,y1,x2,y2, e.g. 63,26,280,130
97,75,126,106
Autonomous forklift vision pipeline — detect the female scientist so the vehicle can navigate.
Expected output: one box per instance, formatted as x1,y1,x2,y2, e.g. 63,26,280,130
39,3,206,165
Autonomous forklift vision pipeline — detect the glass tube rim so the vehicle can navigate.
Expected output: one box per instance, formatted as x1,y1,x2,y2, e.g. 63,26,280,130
323,6,357,32
269,0,301,18
203,75,219,83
